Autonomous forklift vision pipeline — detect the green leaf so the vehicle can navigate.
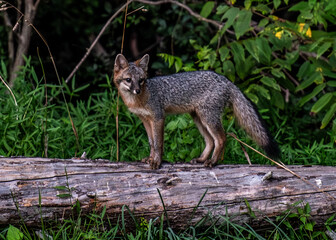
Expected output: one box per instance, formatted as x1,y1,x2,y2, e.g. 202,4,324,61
316,42,332,59
216,5,229,15
200,1,215,18
245,92,259,104
271,68,286,79
300,216,307,224
256,37,272,64
221,7,240,29
254,4,271,14
254,85,270,100
274,0,281,9
311,93,333,114
1,60,7,79
174,57,182,72
219,46,230,62
261,76,280,91
244,39,259,62
298,83,326,107
244,0,252,9
231,42,247,79
222,60,235,81
166,120,178,131
7,225,23,240
233,9,252,39
54,186,69,190
57,193,72,198
289,2,309,11
177,117,188,129
297,61,312,80
258,18,269,27
271,90,285,110
248,84,270,100
321,102,336,129
305,223,314,231
304,203,311,214
327,81,336,87
296,72,322,92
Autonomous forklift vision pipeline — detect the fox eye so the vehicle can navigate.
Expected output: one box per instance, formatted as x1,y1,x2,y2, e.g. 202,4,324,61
139,78,146,83
125,78,132,83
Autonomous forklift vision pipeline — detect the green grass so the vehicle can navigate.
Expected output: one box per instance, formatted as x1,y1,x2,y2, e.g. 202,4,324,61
1,200,335,239
0,59,335,165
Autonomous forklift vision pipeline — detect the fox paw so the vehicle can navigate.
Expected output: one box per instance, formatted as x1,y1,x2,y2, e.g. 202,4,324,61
141,156,153,164
190,158,207,164
149,158,161,170
204,159,216,168
150,161,161,170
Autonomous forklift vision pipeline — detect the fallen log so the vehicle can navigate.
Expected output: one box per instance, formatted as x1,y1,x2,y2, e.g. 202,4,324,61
0,157,335,229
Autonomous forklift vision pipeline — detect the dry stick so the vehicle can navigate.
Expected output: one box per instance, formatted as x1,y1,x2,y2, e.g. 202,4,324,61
116,1,130,162
64,0,134,84
227,132,336,201
29,23,80,156
64,0,226,84
229,133,251,165
37,47,48,158
0,74,18,107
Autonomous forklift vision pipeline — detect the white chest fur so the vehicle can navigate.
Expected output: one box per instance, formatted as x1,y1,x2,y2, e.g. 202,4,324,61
128,107,152,117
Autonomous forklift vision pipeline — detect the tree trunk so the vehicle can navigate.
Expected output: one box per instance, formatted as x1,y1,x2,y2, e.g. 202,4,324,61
0,157,335,229
3,0,40,87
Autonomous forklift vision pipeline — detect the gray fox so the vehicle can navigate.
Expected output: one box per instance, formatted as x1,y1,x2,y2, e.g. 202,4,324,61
114,54,280,169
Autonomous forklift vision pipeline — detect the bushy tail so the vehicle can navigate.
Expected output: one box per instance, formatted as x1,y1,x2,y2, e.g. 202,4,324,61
230,87,281,159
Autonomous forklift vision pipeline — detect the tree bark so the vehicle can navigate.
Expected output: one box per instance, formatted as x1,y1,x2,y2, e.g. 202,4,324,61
3,0,40,87
0,157,335,229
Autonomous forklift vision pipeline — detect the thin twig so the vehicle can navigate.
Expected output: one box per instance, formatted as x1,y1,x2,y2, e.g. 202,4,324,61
229,133,251,165
65,0,133,84
0,74,18,107
227,132,336,202
116,1,130,162
65,0,226,84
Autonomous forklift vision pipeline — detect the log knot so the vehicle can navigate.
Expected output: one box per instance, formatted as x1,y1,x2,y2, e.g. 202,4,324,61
157,174,181,188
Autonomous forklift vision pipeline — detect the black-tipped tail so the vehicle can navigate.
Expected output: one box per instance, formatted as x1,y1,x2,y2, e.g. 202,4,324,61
263,135,281,160
230,85,281,160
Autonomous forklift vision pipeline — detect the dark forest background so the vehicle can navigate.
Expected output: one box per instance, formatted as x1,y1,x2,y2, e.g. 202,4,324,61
0,0,335,165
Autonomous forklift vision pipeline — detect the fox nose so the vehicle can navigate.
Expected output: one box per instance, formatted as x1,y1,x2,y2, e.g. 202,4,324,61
135,89,140,94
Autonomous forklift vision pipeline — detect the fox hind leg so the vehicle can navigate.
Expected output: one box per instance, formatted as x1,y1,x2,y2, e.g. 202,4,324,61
205,122,226,167
194,111,226,167
190,112,214,164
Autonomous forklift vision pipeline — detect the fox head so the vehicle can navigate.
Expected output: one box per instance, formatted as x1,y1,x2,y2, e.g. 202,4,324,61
113,54,150,95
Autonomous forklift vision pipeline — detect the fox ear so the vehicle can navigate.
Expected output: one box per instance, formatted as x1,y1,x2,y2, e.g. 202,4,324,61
114,54,129,73
136,54,150,72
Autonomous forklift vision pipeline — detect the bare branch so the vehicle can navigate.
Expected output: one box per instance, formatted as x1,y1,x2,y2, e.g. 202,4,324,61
65,0,133,84
65,0,227,83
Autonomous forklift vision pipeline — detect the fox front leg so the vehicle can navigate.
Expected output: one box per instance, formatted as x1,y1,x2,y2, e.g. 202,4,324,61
139,117,154,164
150,118,165,169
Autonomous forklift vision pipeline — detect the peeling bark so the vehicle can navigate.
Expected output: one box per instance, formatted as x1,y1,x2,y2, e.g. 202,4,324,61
0,157,335,229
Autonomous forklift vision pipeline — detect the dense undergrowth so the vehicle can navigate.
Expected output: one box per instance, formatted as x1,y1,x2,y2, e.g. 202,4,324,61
1,200,335,239
0,57,335,165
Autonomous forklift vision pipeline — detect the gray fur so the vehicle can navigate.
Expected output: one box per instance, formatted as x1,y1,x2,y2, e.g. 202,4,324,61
114,55,280,169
